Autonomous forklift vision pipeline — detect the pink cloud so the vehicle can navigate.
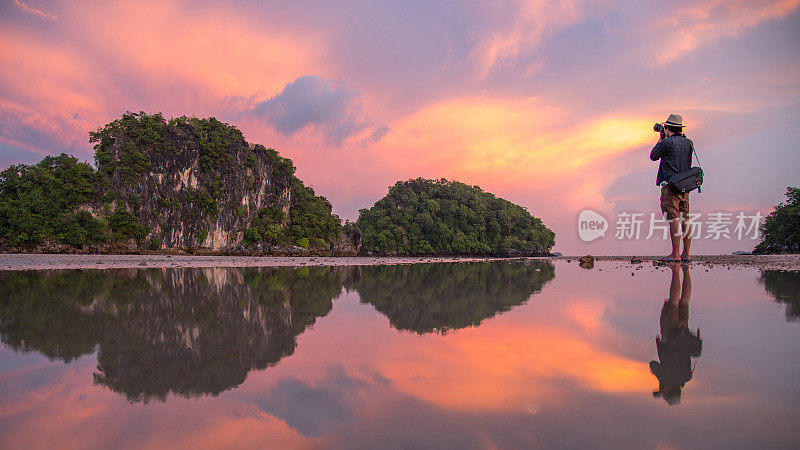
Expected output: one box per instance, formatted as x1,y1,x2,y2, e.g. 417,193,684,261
653,0,800,65
12,0,57,20
0,0,322,158
470,0,605,77
66,1,318,98
0,361,309,448
467,0,800,71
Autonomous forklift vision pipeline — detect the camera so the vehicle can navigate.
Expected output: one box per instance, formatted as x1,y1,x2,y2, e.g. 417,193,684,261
653,122,665,139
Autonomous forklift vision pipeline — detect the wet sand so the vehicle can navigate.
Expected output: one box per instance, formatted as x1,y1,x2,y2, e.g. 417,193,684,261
0,253,798,271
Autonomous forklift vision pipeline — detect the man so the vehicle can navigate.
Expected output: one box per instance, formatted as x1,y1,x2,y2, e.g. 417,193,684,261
650,114,693,263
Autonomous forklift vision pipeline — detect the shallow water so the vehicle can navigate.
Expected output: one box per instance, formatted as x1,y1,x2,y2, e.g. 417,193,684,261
0,261,798,449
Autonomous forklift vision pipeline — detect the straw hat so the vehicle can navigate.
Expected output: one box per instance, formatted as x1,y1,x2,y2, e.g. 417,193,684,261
661,114,684,128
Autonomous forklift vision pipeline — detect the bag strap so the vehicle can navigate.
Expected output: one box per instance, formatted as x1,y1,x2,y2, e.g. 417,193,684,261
687,137,702,193
691,353,700,374
688,137,701,167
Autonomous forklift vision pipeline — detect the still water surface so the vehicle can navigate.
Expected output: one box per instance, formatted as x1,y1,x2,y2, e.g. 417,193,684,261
0,260,798,448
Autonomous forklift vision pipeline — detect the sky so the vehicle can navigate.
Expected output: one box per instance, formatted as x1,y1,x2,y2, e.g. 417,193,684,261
1,0,798,255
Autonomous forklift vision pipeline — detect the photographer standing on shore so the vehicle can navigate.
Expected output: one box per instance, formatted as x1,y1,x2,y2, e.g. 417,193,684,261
650,114,693,263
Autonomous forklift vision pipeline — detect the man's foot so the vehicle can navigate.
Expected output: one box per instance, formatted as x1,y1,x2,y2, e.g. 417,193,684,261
658,256,682,263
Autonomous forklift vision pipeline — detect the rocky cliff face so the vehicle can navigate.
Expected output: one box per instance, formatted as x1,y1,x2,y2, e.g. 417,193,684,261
92,116,290,250
80,112,351,254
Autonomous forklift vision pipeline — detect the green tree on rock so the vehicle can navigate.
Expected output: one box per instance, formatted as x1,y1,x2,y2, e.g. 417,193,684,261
755,186,800,254
0,154,109,247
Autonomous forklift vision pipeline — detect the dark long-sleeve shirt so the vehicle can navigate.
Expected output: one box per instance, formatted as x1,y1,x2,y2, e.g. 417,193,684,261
650,134,693,186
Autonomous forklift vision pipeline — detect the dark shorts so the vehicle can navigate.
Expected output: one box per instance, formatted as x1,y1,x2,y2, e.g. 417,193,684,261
660,186,689,220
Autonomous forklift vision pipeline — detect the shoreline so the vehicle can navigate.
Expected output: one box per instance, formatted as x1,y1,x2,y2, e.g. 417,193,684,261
0,253,798,271
560,254,800,271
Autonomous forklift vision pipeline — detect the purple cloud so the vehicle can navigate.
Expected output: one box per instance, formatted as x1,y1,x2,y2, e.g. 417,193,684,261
251,75,386,147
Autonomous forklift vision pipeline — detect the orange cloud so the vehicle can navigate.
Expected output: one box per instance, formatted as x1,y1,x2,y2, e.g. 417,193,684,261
375,322,652,412
565,300,609,330
374,96,655,211
232,291,654,415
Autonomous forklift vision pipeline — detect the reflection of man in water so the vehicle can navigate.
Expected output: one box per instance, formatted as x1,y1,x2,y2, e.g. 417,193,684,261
650,262,702,405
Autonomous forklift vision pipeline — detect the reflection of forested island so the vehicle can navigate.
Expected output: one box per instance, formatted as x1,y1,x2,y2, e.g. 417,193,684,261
759,269,800,321
0,261,555,401
0,267,347,402
355,261,555,334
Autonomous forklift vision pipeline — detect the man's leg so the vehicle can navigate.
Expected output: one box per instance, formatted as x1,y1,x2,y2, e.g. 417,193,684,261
679,195,691,260
680,263,691,303
668,218,681,259
661,187,681,260
669,262,682,304
680,213,692,260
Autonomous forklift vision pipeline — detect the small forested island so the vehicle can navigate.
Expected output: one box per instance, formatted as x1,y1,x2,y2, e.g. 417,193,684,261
356,178,554,255
0,112,555,256
754,186,800,254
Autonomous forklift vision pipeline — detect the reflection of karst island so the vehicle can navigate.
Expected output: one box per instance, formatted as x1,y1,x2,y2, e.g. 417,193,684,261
0,267,348,402
0,261,555,401
354,260,555,334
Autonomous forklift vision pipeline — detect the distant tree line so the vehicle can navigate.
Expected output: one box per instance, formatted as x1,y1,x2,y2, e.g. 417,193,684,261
0,114,556,255
0,154,146,247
